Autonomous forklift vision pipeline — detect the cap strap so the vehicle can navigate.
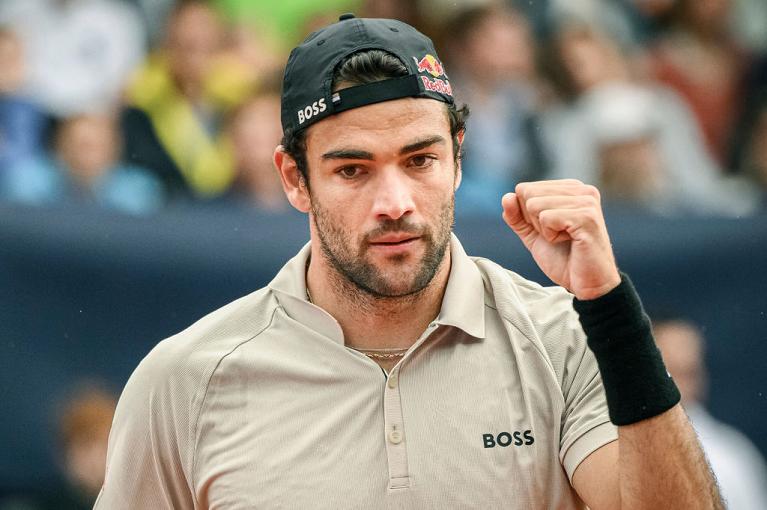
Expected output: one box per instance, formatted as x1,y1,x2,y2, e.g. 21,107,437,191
330,75,423,114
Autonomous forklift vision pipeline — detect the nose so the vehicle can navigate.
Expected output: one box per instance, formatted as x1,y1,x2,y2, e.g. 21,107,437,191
370,167,415,221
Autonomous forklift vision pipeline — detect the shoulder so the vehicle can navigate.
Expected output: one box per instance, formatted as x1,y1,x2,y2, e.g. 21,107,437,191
141,286,277,372
122,287,280,413
106,164,163,192
471,256,586,373
471,256,577,328
2,156,64,204
101,288,281,501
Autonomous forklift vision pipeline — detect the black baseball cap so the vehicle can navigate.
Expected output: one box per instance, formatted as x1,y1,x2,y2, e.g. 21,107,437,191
281,13,454,135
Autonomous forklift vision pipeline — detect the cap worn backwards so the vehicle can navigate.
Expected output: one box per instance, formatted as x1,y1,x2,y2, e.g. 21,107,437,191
280,13,454,135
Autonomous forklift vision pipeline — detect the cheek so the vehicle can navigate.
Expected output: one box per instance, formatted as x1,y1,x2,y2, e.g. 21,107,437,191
312,191,363,239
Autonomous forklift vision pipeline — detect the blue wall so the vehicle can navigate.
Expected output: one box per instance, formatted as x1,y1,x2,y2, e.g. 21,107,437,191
1,203,765,492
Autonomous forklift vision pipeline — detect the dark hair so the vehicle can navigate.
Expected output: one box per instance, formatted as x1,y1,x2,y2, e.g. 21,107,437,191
281,49,469,185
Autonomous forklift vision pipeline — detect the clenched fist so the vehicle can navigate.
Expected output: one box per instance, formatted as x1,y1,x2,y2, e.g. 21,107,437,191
502,179,621,300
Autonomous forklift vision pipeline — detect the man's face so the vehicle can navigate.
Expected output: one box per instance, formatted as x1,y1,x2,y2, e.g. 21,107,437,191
654,321,706,405
167,3,222,90
58,115,119,184
301,98,460,298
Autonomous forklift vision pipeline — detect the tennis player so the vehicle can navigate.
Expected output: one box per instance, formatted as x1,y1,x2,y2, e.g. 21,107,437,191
95,14,723,509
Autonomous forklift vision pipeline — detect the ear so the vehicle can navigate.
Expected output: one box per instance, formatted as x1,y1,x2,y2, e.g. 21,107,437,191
453,129,465,191
274,146,311,213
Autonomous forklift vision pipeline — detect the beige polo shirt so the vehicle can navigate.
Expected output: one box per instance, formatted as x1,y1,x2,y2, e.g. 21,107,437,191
96,235,617,509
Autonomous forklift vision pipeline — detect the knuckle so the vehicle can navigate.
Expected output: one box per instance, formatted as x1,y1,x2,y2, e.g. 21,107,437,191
582,194,598,207
582,207,600,225
584,184,601,201
525,196,542,214
538,208,556,225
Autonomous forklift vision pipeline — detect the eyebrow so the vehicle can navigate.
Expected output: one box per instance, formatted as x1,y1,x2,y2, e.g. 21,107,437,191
321,149,374,161
399,135,446,155
321,135,447,161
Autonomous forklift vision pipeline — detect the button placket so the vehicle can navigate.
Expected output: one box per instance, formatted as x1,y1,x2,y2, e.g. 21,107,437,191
383,368,409,488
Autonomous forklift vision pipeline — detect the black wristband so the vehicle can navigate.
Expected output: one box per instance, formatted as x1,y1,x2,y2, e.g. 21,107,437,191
573,273,680,426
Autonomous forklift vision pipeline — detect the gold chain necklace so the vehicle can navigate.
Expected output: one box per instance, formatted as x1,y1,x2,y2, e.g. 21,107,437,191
306,286,409,360
351,347,409,360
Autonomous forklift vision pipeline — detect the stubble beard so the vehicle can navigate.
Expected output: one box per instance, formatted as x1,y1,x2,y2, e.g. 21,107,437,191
311,195,454,304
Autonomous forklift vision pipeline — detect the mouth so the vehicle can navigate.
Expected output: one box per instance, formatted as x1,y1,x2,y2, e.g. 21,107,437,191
367,234,421,254
368,235,420,246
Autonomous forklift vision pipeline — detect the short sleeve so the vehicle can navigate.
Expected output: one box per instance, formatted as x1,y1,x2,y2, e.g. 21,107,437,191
95,341,196,509
525,285,618,482
557,298,618,481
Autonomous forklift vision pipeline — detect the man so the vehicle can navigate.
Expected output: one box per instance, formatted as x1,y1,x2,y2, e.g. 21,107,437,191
96,14,722,509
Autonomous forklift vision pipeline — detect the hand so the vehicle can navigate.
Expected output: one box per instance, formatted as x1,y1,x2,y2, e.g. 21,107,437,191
502,179,621,300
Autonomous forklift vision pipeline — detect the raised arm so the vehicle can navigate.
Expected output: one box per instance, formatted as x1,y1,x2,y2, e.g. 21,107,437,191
502,180,723,509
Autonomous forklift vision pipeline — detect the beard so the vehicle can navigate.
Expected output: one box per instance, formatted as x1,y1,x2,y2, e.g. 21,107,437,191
311,194,454,299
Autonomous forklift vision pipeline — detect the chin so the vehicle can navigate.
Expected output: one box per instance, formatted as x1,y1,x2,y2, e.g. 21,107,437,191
369,269,432,298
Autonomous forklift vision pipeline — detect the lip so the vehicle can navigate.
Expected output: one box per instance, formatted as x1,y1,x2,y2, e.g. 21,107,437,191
369,233,419,244
368,235,420,254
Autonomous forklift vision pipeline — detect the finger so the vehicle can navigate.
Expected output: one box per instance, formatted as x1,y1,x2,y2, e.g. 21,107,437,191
525,195,600,229
518,178,584,187
514,182,541,234
502,192,536,246
516,182,600,234
538,207,603,244
517,181,600,202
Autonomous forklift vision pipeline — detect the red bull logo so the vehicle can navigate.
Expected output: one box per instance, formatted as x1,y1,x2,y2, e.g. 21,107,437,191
414,54,445,78
421,75,453,96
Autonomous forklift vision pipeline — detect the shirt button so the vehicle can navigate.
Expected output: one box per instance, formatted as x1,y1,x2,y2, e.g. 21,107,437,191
387,373,398,389
389,430,403,444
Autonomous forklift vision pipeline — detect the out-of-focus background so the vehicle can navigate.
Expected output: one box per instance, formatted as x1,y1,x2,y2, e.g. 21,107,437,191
0,0,765,508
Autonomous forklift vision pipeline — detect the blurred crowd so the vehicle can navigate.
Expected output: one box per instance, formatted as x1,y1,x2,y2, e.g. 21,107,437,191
0,0,766,217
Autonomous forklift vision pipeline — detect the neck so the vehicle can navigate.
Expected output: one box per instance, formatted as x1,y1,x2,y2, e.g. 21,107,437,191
306,246,451,351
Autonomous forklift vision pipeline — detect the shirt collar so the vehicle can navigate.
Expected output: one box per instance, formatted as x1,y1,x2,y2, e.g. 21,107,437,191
267,233,486,344
268,242,346,344
437,233,486,339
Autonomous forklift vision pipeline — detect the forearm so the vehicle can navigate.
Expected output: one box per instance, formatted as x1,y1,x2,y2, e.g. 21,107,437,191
618,404,722,509
574,273,723,509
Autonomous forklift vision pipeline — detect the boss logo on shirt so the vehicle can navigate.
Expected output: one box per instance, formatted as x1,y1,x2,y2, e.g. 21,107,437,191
483,430,535,448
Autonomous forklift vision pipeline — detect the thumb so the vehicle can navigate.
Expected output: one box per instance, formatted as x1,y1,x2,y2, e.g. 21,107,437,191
502,192,535,242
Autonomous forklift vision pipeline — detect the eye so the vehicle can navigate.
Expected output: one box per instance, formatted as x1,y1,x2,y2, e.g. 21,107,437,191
409,154,436,169
337,166,362,179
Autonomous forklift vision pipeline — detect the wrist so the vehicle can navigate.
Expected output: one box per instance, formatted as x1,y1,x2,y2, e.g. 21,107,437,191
573,272,681,426
573,272,622,301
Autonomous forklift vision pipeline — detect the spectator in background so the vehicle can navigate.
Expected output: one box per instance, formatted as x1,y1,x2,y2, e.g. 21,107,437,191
546,0,643,47
126,0,252,199
52,387,117,510
1,113,164,215
0,0,144,117
0,386,117,510
586,84,666,206
224,88,288,211
0,27,48,176
654,319,767,510
441,4,548,214
649,0,750,165
539,22,755,215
